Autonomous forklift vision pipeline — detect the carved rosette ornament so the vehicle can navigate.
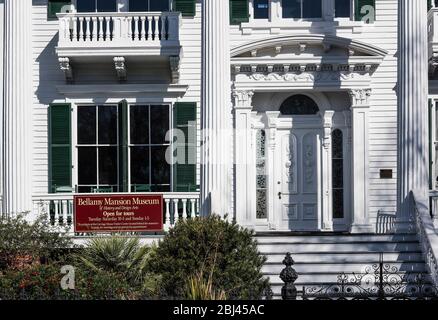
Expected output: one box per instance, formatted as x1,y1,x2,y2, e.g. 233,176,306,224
280,252,298,300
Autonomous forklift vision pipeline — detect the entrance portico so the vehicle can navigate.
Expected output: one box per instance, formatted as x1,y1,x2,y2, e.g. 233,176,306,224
232,35,387,232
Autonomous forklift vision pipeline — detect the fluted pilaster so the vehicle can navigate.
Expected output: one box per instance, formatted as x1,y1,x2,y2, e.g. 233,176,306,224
397,0,429,222
2,0,33,215
200,0,232,217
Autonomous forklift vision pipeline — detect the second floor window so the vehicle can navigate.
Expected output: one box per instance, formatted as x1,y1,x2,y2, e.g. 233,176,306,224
254,0,269,19
282,0,322,19
335,0,351,18
129,0,170,12
76,0,117,12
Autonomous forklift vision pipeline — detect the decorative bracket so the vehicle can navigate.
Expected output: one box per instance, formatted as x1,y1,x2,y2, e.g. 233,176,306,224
114,57,127,81
59,57,73,82
169,56,180,84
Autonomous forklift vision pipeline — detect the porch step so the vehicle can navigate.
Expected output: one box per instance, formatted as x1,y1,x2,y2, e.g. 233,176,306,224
256,233,430,299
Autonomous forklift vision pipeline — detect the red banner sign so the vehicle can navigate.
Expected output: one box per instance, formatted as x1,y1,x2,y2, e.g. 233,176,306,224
74,194,163,233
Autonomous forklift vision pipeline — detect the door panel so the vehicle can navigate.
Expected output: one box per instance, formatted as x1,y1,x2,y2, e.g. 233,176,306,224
276,128,320,231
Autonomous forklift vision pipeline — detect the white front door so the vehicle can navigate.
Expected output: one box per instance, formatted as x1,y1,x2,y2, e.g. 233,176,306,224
274,126,322,231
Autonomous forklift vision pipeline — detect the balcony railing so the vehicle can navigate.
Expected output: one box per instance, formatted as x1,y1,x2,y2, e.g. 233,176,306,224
56,11,181,56
32,192,200,235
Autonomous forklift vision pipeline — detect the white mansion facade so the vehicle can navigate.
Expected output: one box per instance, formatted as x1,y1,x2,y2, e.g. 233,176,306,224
1,0,438,293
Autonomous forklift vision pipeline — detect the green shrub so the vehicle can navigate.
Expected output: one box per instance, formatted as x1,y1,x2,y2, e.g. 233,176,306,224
0,213,73,271
148,215,270,299
0,263,74,300
74,237,161,298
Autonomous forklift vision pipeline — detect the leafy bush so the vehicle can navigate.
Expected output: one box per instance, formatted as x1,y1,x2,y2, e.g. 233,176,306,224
148,215,270,299
74,237,161,298
0,263,74,300
0,214,73,271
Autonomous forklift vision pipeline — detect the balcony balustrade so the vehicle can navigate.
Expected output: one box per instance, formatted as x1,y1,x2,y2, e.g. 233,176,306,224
57,11,181,57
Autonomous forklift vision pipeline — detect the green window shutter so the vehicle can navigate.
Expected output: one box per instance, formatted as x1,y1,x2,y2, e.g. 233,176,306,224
354,0,375,23
118,100,129,193
48,0,71,19
230,0,249,25
49,104,72,193
173,102,197,192
174,0,196,17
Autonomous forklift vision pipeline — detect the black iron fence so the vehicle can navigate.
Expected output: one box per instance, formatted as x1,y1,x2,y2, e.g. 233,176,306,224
280,252,438,300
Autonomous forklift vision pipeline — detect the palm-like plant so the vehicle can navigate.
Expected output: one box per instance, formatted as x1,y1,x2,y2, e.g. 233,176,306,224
75,237,160,295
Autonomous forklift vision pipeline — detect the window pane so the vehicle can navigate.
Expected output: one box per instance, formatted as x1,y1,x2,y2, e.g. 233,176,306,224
151,146,170,186
254,0,269,19
150,105,169,145
78,147,97,184
129,0,148,12
333,189,344,219
78,106,96,145
99,147,118,185
282,0,301,18
76,0,96,12
335,0,351,17
130,105,149,144
303,0,322,18
150,0,169,11
97,0,117,12
98,106,118,144
131,146,150,184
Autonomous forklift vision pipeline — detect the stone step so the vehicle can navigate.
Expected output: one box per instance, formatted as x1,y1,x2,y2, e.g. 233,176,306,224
263,252,424,264
262,262,427,274
258,242,421,253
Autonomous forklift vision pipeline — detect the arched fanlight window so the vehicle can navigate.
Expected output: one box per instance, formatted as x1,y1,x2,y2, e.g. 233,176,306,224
280,95,320,115
332,129,344,219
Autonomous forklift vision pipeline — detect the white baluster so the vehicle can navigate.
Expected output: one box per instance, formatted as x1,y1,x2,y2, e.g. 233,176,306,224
54,200,60,227
91,16,97,41
62,200,68,226
145,15,151,41
182,198,188,220
164,198,171,227
72,16,78,41
153,15,158,40
173,199,179,225
127,16,133,40
44,201,51,225
98,16,103,41
134,16,139,40
85,17,91,41
78,17,84,41
106,17,111,40
140,16,146,40
189,199,195,218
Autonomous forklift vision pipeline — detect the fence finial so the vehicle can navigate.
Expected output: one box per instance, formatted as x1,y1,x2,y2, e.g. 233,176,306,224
280,252,298,300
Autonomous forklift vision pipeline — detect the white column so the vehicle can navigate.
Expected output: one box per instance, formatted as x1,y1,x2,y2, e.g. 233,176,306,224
2,0,33,216
349,89,373,233
397,0,429,227
233,90,255,227
200,0,233,218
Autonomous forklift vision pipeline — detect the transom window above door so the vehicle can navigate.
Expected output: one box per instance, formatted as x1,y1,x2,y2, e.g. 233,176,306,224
129,0,170,12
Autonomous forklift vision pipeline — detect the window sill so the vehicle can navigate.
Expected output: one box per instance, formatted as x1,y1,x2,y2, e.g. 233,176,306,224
239,19,373,35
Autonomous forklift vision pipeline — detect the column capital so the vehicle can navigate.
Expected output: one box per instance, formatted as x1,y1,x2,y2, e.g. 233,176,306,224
349,89,372,108
233,90,254,109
